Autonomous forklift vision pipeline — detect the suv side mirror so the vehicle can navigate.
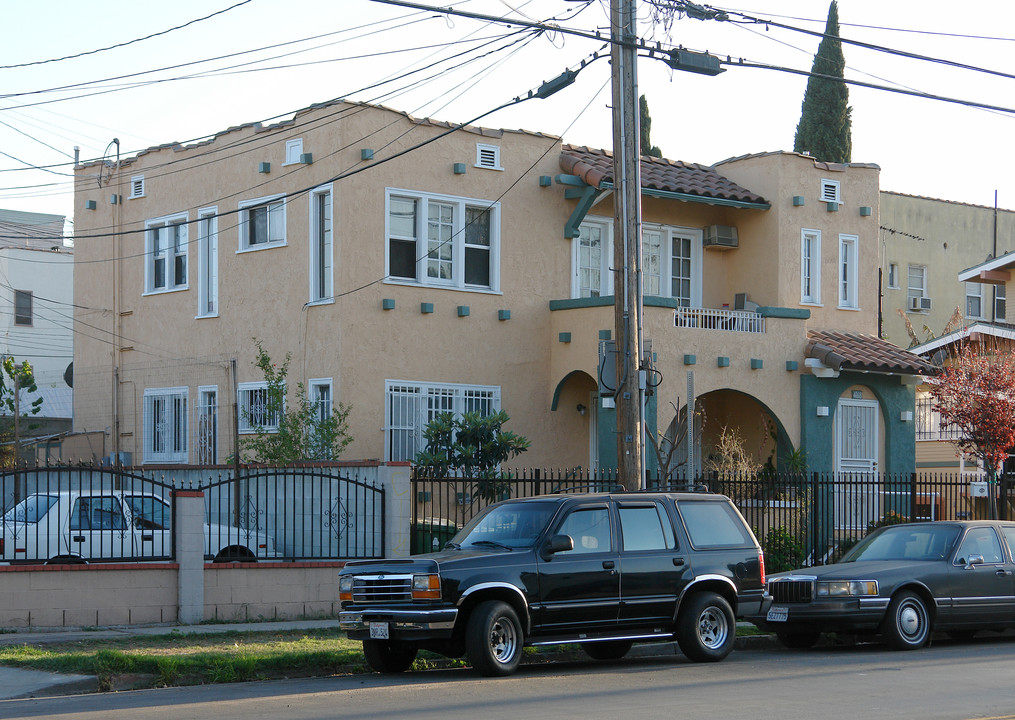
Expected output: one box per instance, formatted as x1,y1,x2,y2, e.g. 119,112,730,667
542,534,574,559
965,553,985,569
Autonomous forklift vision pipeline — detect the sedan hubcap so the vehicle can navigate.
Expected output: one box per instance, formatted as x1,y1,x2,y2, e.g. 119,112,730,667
900,604,923,638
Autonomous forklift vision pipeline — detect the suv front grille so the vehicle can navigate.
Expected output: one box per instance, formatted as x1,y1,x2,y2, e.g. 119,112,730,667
769,578,813,604
352,574,413,603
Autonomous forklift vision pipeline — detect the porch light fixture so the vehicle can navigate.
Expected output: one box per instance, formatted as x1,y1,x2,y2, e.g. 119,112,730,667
577,404,586,416
900,411,913,422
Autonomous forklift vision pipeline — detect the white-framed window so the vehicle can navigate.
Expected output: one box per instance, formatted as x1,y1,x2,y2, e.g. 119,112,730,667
801,229,821,305
143,387,188,464
576,219,702,305
309,379,333,424
238,195,286,251
144,213,188,293
385,188,500,291
197,208,218,317
475,143,502,170
887,262,899,289
195,386,218,465
385,380,500,462
285,138,303,165
820,178,841,204
908,265,928,310
575,220,608,298
838,234,858,309
238,381,281,433
14,289,32,326
129,175,145,199
966,282,984,319
310,185,333,303
996,284,1006,321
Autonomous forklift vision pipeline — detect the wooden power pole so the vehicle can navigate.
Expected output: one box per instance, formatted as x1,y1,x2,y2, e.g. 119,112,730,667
611,0,645,490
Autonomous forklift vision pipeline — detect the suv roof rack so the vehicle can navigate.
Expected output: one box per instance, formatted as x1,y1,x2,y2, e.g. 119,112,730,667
550,483,625,494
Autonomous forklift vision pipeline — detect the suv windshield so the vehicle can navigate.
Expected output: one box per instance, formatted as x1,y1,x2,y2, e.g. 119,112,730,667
841,524,960,562
451,501,558,550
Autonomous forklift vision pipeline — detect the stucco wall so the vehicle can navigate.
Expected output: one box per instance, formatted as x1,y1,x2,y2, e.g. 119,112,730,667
880,192,1015,348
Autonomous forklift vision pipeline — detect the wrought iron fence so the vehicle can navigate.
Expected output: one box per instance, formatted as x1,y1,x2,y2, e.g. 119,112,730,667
409,467,1014,568
0,465,384,564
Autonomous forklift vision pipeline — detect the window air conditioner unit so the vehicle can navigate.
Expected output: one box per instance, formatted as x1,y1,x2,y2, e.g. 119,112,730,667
909,296,932,311
703,225,738,249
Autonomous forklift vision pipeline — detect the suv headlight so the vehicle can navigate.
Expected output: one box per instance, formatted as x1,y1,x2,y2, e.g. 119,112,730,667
339,575,354,602
815,580,878,597
412,573,441,600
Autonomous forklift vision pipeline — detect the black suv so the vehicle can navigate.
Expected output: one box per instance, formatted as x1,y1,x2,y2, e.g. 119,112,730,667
339,491,767,676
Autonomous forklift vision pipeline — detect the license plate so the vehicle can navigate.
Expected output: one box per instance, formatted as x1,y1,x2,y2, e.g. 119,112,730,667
767,606,789,622
369,622,389,639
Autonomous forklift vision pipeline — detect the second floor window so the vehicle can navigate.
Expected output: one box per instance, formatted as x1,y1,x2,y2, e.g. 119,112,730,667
908,265,928,310
801,229,821,304
239,195,286,250
966,282,984,319
838,234,858,309
145,214,188,293
14,290,32,325
385,189,499,291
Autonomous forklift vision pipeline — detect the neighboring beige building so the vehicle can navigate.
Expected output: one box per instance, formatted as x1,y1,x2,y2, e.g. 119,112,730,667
70,99,928,500
880,192,1015,349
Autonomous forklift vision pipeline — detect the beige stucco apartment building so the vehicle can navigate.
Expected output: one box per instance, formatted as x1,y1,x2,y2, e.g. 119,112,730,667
70,99,929,489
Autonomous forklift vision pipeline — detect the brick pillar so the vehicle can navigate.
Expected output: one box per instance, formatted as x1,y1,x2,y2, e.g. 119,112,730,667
174,489,205,624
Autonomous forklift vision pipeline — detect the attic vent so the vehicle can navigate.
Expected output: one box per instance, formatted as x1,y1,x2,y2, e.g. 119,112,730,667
129,175,145,199
476,143,502,170
820,179,841,204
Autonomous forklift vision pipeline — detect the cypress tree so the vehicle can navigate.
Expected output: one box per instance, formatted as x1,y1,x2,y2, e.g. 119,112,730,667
793,1,852,162
639,95,662,158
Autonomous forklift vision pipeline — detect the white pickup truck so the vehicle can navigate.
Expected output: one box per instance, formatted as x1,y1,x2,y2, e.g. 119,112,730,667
1,490,278,563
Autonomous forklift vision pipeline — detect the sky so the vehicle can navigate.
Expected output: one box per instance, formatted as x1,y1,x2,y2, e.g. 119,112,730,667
3,0,1015,234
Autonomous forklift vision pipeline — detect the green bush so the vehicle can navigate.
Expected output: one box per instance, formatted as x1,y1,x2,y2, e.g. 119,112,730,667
761,526,805,574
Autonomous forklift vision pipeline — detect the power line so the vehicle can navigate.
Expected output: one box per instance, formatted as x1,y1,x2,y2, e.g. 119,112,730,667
0,1,254,70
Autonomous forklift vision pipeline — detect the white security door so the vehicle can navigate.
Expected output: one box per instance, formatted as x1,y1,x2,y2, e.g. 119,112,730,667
834,399,880,530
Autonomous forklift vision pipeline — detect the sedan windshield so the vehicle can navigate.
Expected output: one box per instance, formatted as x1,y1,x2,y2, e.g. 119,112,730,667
841,524,960,562
451,501,558,550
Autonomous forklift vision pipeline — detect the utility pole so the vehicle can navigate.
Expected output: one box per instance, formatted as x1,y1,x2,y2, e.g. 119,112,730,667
611,0,644,490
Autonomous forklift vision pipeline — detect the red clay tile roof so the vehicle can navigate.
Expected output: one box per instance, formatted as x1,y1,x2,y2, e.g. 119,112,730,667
806,330,937,375
560,145,768,205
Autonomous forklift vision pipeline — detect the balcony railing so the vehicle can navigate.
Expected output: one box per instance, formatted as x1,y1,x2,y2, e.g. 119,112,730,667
674,307,765,333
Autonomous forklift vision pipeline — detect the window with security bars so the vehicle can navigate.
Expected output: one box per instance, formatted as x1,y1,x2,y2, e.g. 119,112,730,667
238,381,280,433
385,381,500,462
144,387,188,463
195,387,217,465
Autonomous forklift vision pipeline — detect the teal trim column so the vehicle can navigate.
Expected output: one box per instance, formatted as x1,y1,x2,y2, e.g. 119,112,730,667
799,374,916,474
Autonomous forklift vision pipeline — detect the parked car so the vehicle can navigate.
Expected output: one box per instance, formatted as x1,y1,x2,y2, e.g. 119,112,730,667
339,490,767,676
748,520,1015,650
0,491,277,563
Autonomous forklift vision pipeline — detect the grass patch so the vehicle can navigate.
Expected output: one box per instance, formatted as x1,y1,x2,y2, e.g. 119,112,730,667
0,629,366,690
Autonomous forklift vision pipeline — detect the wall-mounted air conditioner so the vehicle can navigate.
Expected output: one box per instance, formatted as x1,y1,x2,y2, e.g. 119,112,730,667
703,225,738,249
909,296,932,311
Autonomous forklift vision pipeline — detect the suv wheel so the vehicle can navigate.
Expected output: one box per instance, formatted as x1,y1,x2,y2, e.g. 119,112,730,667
362,639,418,673
466,600,523,676
676,592,735,662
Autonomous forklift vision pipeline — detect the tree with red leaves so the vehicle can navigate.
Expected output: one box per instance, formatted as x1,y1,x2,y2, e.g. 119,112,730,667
930,341,1015,519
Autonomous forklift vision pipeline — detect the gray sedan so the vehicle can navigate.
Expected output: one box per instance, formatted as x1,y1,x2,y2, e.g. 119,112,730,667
748,521,1015,649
